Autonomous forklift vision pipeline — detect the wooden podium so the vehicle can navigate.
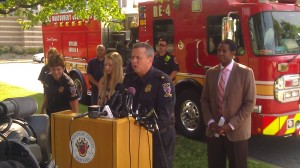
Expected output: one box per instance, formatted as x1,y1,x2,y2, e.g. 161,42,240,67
51,110,152,168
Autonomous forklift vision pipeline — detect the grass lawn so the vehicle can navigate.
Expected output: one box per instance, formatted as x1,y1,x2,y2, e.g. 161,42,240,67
0,82,273,168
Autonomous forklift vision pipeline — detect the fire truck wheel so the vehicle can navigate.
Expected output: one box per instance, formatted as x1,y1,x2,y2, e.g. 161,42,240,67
71,73,88,105
175,89,205,140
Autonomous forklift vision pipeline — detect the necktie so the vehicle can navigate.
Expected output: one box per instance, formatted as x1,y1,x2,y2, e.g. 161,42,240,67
218,68,228,114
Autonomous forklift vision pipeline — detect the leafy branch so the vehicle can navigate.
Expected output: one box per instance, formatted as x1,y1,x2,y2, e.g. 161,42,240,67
0,0,125,31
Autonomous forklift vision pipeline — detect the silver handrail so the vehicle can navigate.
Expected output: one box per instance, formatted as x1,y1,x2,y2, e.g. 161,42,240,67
196,39,202,66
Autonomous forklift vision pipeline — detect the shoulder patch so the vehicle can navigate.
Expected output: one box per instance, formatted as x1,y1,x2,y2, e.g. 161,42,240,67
162,83,172,97
69,86,78,97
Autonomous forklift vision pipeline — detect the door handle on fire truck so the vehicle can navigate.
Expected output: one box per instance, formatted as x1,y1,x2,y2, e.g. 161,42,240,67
196,39,202,67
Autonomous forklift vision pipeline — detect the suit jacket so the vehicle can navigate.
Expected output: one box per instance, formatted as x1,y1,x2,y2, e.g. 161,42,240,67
201,62,256,141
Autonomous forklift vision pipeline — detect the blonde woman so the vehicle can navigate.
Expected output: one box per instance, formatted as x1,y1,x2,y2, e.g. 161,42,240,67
97,52,124,106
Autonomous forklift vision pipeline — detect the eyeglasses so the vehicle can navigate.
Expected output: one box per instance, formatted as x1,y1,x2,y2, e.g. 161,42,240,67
159,44,167,47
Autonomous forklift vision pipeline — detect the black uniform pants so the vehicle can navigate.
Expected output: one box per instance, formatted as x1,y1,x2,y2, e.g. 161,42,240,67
153,126,176,168
91,85,99,105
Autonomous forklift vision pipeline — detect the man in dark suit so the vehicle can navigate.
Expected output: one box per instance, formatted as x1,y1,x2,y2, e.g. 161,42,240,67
201,39,256,168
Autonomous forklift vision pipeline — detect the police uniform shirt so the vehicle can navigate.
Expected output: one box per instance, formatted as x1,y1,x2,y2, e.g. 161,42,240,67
87,58,105,85
153,52,178,76
44,73,79,114
124,67,175,128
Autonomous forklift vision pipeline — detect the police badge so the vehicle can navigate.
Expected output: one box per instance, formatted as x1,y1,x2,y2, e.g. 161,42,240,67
58,86,64,93
145,84,152,92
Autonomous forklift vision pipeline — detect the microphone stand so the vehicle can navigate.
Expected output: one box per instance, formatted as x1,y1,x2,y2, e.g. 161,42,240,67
153,117,169,168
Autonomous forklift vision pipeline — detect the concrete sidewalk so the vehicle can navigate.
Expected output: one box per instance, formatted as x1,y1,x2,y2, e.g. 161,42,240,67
0,62,44,93
0,59,33,64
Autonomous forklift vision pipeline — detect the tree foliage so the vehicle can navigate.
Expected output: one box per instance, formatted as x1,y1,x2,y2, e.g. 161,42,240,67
0,0,125,30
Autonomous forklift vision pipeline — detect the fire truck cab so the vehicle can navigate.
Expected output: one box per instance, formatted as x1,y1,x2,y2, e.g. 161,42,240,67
137,0,300,138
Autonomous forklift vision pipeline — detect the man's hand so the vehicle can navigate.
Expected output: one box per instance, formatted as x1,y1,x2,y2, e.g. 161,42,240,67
209,122,224,136
220,124,233,134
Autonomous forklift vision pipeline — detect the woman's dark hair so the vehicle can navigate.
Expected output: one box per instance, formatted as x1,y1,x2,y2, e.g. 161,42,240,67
47,49,65,68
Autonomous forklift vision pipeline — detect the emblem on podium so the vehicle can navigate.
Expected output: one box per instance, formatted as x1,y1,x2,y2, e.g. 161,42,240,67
69,131,96,163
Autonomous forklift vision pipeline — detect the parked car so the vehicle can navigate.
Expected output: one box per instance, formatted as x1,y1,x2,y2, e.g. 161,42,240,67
32,53,44,63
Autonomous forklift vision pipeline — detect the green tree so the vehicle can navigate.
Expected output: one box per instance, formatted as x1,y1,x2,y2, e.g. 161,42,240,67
0,0,125,30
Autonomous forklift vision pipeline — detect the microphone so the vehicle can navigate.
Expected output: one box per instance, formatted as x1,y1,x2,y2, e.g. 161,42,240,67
126,87,136,115
134,107,159,132
111,93,123,114
73,112,88,119
75,105,113,119
101,105,114,118
108,83,124,107
147,108,159,132
0,97,37,119
146,108,157,119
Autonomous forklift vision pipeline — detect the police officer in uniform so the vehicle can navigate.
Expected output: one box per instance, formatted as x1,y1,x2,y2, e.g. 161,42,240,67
124,42,176,168
41,51,79,116
153,38,178,80
87,44,106,105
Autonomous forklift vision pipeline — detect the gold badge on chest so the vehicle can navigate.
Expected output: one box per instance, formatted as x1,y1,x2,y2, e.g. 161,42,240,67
58,86,64,93
145,84,152,92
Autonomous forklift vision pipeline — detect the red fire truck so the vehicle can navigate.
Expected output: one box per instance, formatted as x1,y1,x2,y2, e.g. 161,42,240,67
42,12,101,103
42,13,101,102
42,12,135,104
137,0,300,139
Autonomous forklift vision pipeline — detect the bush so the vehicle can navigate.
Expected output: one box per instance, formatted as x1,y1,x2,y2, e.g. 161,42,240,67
0,46,10,55
38,47,44,53
1,46,10,53
25,48,38,54
11,46,24,55
23,47,43,54
0,48,4,55
8,45,14,52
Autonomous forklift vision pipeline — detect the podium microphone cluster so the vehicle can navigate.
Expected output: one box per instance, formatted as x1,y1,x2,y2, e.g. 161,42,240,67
73,105,108,119
134,107,159,132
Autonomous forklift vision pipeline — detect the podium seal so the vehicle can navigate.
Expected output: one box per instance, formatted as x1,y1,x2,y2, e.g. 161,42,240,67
69,131,96,163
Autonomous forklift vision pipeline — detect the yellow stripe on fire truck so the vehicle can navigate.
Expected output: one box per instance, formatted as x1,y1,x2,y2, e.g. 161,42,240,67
263,113,300,136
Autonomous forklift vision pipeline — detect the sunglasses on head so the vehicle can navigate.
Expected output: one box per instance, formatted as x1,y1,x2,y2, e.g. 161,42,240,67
159,44,167,47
